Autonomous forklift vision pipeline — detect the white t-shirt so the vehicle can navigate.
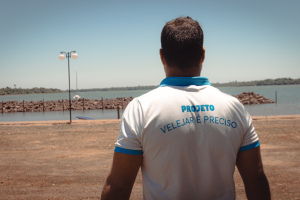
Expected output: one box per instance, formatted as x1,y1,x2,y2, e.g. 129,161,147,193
115,77,260,200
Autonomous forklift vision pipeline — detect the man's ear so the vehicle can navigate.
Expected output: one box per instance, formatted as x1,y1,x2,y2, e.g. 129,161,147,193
160,49,166,66
201,46,205,63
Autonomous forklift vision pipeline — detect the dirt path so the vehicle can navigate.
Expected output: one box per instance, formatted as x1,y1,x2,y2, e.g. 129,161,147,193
0,115,299,199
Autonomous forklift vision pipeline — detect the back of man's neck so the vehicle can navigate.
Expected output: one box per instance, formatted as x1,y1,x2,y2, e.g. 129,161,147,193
165,66,201,77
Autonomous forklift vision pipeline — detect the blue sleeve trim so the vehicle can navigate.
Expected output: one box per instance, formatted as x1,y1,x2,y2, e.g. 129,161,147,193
239,141,260,152
114,146,143,155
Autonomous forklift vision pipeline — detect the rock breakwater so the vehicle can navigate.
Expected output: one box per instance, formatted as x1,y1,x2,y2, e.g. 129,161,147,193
233,92,275,105
1,97,133,113
0,92,275,113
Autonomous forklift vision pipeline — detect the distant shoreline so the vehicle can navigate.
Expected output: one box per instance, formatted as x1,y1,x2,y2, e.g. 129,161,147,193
0,92,65,97
1,77,299,95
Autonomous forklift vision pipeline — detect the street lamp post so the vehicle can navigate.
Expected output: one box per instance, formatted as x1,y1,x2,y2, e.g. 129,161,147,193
59,51,78,123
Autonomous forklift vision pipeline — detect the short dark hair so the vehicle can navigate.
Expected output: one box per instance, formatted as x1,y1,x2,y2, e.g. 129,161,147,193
161,16,204,70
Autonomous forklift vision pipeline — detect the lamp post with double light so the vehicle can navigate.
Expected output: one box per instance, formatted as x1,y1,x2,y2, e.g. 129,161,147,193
59,51,78,123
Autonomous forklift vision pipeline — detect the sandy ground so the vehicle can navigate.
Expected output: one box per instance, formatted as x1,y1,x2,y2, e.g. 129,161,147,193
0,115,299,200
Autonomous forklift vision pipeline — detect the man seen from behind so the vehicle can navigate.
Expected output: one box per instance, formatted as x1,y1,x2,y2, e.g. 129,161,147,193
101,16,271,200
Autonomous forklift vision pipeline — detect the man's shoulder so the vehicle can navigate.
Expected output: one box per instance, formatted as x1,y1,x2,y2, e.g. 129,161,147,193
136,85,238,101
126,87,165,107
133,85,242,108
135,86,172,101
207,86,241,102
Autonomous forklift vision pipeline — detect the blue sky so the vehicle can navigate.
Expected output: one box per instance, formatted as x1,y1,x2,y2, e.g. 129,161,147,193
0,0,299,90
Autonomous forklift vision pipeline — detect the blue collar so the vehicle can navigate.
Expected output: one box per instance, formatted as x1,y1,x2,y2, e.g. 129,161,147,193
159,77,211,87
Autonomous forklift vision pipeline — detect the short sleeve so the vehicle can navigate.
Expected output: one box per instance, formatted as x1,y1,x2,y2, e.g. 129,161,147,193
114,98,144,155
239,108,260,152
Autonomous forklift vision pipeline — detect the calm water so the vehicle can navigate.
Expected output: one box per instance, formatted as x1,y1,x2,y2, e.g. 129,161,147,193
1,85,299,122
